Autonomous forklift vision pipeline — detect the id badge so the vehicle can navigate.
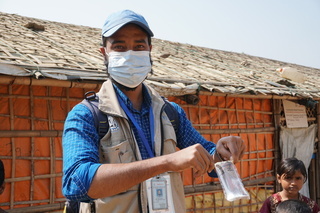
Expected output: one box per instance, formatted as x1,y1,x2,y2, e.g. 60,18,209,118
151,176,168,210
146,173,174,212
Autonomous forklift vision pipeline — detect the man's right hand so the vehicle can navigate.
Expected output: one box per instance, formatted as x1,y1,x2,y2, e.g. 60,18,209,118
166,144,214,177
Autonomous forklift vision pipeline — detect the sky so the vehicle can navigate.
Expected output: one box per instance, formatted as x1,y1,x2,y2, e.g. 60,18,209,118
1,0,320,69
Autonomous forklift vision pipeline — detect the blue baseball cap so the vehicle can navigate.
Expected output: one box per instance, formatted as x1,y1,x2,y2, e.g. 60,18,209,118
102,10,154,37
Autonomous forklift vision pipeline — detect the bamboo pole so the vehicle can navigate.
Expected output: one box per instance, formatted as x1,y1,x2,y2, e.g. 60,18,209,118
66,87,70,113
234,156,275,162
0,130,62,137
184,176,275,195
0,127,275,138
202,91,320,100
29,85,35,206
0,156,62,161
235,96,245,183
2,75,320,100
5,202,65,213
316,103,320,204
47,86,55,204
309,156,316,200
9,85,15,209
1,198,65,206
1,93,83,102
178,103,274,114
0,75,102,90
197,127,275,134
4,173,62,183
241,170,274,181
273,99,282,193
194,122,274,127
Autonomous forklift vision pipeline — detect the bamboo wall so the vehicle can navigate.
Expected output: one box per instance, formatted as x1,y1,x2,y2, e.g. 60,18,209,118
169,95,275,212
0,81,318,212
0,83,86,212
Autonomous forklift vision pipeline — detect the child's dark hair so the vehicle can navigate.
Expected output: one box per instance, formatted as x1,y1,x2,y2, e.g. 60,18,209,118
276,199,311,213
277,157,307,183
0,159,4,186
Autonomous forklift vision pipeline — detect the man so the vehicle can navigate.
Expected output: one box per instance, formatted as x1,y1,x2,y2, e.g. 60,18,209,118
62,10,245,213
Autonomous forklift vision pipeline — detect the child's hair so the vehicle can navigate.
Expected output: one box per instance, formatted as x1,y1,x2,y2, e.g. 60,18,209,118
276,199,311,213
0,160,4,186
277,157,307,183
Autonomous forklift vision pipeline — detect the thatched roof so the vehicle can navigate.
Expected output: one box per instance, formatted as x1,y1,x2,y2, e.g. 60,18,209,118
1,11,320,98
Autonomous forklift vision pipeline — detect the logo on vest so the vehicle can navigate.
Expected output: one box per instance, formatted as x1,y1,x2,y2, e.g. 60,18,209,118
108,116,119,132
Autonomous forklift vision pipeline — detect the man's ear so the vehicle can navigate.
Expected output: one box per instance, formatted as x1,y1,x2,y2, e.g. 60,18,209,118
100,47,108,62
100,47,106,56
276,174,281,183
149,44,152,51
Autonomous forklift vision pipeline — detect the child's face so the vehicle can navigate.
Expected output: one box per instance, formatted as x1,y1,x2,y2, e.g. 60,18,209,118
277,171,305,195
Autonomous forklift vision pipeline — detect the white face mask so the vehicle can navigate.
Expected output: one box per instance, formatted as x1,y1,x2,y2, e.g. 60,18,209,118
107,50,151,88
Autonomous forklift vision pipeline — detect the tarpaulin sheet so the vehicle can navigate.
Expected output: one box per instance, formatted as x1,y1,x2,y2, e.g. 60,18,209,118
280,124,317,197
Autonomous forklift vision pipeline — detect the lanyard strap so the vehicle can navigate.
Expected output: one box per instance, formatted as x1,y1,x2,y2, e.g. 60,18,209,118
117,95,155,158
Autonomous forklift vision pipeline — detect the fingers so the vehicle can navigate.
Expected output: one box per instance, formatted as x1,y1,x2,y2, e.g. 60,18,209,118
216,136,246,163
170,144,214,177
169,139,245,178
230,137,245,163
190,144,214,176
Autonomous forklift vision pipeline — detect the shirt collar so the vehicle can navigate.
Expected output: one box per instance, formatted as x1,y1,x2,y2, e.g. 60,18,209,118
113,83,152,112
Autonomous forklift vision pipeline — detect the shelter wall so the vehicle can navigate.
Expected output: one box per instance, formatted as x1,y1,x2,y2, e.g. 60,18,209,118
0,84,85,211
169,95,275,212
0,83,275,212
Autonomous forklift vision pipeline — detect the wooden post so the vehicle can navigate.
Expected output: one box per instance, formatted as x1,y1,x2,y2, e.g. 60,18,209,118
5,202,65,213
309,157,316,200
273,99,282,193
316,103,320,204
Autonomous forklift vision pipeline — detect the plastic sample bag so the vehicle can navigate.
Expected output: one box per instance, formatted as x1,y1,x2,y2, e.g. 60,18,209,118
215,161,250,201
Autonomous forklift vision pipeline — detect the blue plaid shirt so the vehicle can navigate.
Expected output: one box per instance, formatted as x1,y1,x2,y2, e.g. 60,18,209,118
62,84,216,201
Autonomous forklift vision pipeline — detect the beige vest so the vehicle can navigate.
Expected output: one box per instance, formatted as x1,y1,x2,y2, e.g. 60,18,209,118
80,80,186,213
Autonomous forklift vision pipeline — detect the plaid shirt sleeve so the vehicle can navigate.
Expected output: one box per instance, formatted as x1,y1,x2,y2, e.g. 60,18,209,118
62,104,101,201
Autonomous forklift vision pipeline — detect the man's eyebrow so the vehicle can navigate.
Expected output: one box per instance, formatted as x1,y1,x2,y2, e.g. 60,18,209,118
111,40,125,44
135,39,147,43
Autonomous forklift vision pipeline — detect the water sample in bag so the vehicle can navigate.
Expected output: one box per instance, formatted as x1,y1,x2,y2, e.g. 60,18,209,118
215,161,250,201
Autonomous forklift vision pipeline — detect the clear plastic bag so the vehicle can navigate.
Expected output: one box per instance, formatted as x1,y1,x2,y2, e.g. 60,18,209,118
215,161,250,201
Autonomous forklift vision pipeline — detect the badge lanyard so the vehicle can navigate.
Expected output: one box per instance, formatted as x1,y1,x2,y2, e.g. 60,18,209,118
117,95,155,158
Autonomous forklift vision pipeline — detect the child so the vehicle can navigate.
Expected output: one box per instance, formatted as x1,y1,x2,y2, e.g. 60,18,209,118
259,157,320,213
276,199,312,213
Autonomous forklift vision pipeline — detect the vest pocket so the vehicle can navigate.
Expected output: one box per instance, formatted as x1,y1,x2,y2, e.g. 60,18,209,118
101,140,136,164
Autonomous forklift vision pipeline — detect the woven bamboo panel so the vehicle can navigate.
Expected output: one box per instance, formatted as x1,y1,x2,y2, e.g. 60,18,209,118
169,95,275,212
0,84,91,211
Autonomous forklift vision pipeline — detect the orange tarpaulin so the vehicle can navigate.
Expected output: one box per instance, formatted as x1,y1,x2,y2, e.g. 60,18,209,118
0,84,274,211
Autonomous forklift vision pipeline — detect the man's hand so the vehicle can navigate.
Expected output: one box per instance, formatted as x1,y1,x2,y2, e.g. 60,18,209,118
166,144,215,178
214,136,246,164
164,136,245,178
